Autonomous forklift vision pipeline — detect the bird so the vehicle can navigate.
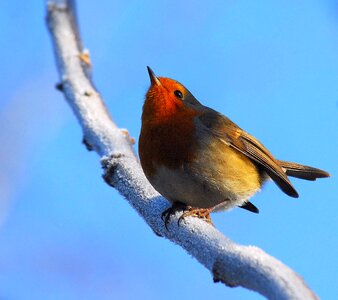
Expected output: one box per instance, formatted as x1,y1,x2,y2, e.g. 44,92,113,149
139,67,330,226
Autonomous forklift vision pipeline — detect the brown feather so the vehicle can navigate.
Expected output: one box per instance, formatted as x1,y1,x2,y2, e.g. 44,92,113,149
240,201,259,213
197,110,299,198
277,160,330,180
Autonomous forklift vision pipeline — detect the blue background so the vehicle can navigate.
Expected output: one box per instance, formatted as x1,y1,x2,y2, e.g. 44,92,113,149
0,1,337,299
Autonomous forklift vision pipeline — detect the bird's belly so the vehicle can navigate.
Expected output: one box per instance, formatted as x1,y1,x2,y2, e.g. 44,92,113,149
151,166,260,210
149,165,223,208
149,147,263,210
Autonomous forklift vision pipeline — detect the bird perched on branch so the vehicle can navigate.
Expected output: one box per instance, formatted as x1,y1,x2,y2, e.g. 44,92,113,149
139,67,330,226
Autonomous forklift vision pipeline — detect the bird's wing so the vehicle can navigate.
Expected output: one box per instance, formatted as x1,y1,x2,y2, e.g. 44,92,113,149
196,109,299,197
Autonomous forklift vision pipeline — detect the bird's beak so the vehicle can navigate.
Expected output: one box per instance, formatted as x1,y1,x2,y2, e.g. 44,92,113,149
147,66,161,86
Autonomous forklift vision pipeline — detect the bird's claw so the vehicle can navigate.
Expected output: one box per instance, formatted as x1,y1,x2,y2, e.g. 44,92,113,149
161,202,187,230
161,203,214,229
178,207,214,227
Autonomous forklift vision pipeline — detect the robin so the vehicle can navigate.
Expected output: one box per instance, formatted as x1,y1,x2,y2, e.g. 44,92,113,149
139,67,330,226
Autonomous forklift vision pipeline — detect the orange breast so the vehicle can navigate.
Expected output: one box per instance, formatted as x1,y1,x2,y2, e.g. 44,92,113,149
139,98,200,179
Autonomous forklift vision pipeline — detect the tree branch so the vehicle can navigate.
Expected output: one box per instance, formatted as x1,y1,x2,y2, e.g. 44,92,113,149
45,1,318,299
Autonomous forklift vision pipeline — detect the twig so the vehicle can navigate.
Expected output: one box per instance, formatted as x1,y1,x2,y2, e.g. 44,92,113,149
45,1,318,299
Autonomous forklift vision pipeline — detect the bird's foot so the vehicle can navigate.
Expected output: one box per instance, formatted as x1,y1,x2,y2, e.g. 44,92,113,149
162,203,215,229
178,207,214,227
161,202,187,230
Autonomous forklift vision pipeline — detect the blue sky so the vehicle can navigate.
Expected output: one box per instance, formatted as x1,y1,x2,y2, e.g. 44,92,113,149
0,1,337,299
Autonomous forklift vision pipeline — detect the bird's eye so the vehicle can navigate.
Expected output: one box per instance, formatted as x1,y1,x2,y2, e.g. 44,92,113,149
174,90,184,99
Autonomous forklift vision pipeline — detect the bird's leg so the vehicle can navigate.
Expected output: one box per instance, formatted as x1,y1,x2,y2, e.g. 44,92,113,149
161,201,187,230
162,200,231,229
178,207,214,226
177,199,232,227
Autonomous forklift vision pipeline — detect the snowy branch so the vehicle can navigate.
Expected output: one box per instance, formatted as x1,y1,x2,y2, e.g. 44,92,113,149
46,1,318,299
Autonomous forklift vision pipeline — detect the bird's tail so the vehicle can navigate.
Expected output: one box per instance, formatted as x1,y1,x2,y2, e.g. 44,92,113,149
277,160,330,181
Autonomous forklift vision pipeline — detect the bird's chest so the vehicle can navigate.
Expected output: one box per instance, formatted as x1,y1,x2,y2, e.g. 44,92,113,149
139,112,198,179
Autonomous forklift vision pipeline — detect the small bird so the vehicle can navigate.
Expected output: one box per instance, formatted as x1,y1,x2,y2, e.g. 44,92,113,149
139,67,330,226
